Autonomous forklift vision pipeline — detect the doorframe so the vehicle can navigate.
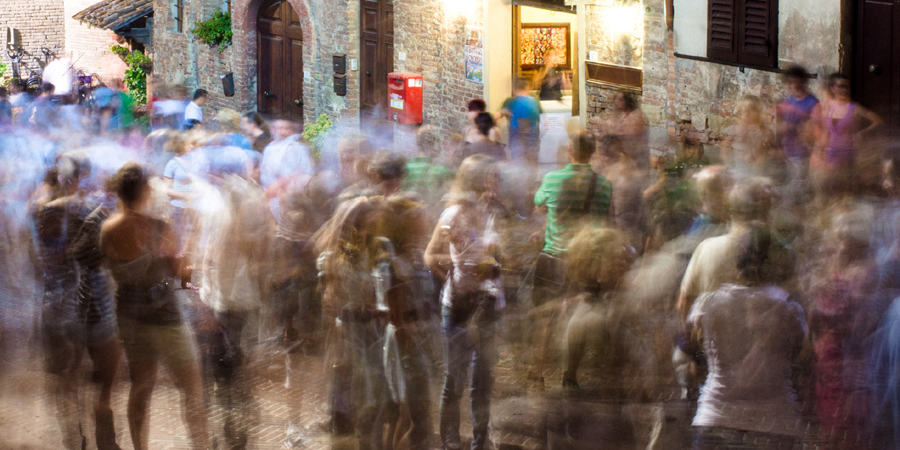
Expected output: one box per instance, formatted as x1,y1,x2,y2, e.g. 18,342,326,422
358,0,395,122
237,0,315,120
511,3,582,117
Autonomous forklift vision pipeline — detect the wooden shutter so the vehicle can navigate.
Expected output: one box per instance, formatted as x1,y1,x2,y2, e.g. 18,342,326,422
737,0,777,67
708,0,737,62
708,0,777,67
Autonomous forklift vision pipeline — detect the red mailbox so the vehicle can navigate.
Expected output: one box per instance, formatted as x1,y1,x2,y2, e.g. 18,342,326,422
387,72,423,124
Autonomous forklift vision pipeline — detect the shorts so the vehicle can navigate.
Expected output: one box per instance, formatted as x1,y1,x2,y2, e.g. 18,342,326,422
86,313,119,348
117,316,199,369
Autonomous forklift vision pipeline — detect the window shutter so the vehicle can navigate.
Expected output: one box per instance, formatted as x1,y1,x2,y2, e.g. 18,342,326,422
708,0,738,62
737,0,777,67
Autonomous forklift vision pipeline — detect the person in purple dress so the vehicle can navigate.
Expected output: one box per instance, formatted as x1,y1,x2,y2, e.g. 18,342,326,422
810,73,882,198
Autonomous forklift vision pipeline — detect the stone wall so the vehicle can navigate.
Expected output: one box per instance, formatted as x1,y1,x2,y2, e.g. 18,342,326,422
586,2,643,68
65,0,128,84
640,0,672,154
583,1,655,149
582,0,843,157
0,0,66,79
657,0,842,157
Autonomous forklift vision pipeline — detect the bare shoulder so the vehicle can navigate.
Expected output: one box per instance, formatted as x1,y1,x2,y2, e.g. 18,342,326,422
100,212,126,234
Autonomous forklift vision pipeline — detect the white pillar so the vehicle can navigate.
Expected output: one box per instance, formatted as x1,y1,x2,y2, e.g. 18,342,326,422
482,0,513,113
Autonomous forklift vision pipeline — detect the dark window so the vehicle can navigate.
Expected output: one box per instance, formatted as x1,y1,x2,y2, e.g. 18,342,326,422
173,0,184,32
707,0,777,68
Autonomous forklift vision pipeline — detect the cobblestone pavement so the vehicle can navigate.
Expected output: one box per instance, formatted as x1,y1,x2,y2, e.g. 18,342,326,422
0,284,892,449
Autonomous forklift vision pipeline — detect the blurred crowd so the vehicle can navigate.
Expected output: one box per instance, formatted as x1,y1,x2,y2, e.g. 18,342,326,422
3,66,900,450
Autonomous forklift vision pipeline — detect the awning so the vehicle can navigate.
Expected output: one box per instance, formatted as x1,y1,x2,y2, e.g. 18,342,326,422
73,0,153,31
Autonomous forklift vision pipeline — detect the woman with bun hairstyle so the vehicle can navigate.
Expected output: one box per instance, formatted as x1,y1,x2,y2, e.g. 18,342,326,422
100,163,209,450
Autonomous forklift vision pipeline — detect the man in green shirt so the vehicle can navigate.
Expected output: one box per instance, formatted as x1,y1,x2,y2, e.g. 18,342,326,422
528,131,613,383
534,131,613,256
403,127,454,211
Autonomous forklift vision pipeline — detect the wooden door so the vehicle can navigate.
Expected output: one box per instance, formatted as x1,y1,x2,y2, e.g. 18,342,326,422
360,0,394,119
855,0,900,136
257,0,304,122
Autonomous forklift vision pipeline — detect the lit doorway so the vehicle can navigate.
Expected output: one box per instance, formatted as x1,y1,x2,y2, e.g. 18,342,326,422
512,3,580,171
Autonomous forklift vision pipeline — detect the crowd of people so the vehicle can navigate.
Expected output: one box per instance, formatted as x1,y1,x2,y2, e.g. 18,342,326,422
3,65,900,450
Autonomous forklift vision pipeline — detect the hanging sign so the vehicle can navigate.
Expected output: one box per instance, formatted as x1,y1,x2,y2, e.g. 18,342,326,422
464,26,484,84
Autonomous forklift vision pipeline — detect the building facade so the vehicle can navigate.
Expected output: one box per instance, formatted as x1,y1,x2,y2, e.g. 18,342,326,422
148,0,875,159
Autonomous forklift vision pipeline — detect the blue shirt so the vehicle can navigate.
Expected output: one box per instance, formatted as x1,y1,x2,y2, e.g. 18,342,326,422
506,95,541,136
779,94,819,159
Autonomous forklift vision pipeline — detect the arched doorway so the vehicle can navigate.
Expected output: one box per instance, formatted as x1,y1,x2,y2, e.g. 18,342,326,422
257,0,304,121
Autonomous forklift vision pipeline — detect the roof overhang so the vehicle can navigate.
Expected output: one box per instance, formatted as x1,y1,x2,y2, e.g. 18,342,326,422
73,0,153,32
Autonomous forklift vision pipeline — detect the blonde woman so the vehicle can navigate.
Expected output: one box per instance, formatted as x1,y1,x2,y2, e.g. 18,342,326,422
424,155,505,450
551,227,645,450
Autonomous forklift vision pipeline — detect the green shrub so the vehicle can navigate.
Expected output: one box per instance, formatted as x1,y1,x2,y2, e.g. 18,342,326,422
123,50,152,106
302,114,334,161
110,43,130,57
191,10,233,50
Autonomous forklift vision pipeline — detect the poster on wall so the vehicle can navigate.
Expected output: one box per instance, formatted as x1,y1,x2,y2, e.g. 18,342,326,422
465,26,484,84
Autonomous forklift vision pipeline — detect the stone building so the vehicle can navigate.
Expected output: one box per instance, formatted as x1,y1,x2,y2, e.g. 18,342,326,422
149,0,890,161
0,0,153,85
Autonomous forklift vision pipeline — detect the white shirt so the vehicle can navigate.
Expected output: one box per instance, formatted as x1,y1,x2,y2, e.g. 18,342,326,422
680,231,742,305
259,134,315,218
198,177,271,313
689,284,807,436
437,203,504,310
184,100,203,123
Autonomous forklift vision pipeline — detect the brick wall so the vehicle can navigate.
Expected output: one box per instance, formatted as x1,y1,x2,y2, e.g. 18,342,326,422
393,0,485,155
640,0,671,154
0,0,66,79
65,0,128,84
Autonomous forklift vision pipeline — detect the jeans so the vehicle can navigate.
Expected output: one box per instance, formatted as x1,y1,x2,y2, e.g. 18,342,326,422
439,295,498,450
211,310,254,449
